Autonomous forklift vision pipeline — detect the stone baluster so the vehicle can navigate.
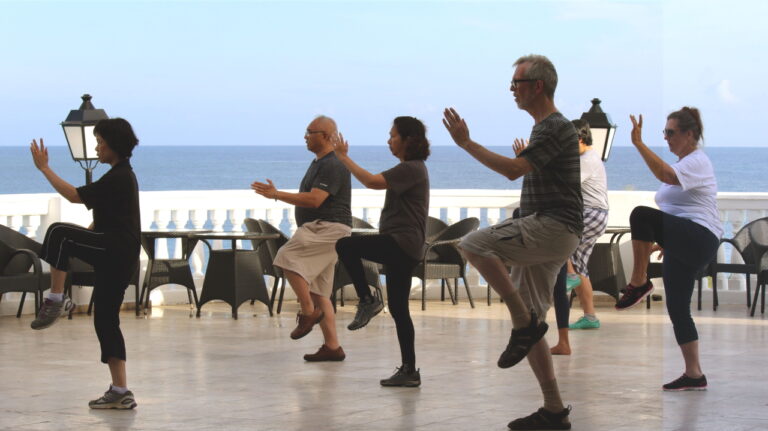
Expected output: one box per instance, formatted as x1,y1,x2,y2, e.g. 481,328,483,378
446,207,461,225
467,207,481,224
153,209,170,259
23,215,42,242
231,208,246,249
286,210,298,236
210,209,226,249
366,207,381,229
264,208,280,229
170,210,183,258
726,210,746,291
487,207,501,226
188,209,206,276
8,215,22,233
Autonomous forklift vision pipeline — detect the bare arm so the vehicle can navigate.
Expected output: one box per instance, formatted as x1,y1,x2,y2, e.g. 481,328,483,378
443,108,533,180
30,138,82,203
333,133,388,190
251,179,329,208
630,114,680,185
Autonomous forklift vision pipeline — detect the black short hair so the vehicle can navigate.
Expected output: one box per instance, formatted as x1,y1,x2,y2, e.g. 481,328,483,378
93,118,139,159
394,116,430,161
571,119,592,146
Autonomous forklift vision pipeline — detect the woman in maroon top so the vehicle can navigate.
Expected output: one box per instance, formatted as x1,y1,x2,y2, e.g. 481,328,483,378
335,116,430,387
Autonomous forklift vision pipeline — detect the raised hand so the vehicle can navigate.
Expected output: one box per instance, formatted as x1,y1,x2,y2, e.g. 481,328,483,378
30,138,49,171
442,107,471,148
630,114,644,147
513,138,528,156
251,179,277,199
333,132,349,158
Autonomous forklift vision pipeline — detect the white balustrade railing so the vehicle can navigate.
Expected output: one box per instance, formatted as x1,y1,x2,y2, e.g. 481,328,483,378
2,190,767,316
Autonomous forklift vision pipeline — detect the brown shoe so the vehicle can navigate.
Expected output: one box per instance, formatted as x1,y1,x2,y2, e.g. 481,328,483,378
304,344,346,362
290,308,324,340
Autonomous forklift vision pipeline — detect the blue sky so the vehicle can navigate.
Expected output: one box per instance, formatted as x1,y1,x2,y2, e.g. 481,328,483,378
1,0,765,147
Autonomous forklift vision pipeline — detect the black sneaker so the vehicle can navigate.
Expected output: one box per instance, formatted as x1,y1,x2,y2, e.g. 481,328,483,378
615,280,654,310
380,365,421,387
663,374,707,391
347,296,384,331
498,311,548,369
508,406,572,430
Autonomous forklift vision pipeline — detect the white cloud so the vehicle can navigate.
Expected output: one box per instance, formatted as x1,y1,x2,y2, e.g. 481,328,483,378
717,79,738,104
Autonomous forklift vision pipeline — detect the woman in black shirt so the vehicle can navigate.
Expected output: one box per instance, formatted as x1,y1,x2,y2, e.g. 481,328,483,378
30,118,141,409
335,116,430,387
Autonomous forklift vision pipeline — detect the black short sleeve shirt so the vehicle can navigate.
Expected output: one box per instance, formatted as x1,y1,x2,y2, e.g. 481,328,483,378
76,160,141,249
380,160,430,260
294,152,352,227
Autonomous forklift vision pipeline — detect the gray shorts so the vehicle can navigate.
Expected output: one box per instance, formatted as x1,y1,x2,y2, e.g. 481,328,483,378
459,214,580,317
273,220,351,297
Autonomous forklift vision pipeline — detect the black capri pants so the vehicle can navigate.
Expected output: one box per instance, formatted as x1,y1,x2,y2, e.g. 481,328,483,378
629,206,719,345
40,222,138,363
336,234,419,368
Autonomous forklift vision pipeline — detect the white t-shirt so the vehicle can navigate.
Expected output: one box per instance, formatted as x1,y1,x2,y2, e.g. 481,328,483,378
580,148,609,210
655,149,723,238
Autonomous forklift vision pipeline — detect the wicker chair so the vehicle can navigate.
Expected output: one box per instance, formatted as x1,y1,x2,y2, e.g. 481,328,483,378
244,218,289,314
710,216,768,312
414,217,479,310
747,218,768,316
0,224,49,318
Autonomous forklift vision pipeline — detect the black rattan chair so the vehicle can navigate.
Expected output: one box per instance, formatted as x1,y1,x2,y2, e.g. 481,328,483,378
747,218,768,316
244,218,289,315
710,216,768,312
0,224,49,318
414,217,479,310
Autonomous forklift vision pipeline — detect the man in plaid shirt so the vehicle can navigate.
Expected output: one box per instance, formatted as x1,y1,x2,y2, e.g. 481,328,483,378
443,54,582,431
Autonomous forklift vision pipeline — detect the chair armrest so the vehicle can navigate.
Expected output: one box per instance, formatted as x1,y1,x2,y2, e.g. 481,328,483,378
5,248,43,276
421,239,463,265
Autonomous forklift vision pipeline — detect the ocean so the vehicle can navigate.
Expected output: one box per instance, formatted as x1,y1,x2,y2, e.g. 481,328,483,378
0,145,764,194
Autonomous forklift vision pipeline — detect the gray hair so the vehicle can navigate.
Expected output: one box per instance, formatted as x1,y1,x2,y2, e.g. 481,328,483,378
514,54,558,99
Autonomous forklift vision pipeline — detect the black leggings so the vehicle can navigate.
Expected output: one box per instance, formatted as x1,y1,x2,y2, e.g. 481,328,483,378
552,264,569,329
629,206,719,345
336,234,418,368
40,222,136,363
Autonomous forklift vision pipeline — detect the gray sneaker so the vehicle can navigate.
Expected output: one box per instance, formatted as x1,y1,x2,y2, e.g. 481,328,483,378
30,297,75,330
89,388,137,409
347,296,384,330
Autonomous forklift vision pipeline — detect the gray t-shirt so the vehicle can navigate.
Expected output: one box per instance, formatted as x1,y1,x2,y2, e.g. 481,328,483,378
518,112,583,235
380,160,430,261
580,148,609,210
294,152,352,227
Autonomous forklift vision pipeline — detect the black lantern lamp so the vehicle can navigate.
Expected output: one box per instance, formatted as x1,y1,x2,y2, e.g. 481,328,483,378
580,98,617,162
61,94,109,184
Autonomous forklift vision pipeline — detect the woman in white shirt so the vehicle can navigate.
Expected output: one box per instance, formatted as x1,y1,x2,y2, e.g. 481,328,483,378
616,107,721,392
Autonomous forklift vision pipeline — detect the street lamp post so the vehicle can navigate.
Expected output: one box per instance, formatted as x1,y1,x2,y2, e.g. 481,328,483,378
580,98,617,162
60,94,108,184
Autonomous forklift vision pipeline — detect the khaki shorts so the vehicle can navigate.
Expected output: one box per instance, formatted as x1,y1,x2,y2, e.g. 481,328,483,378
459,214,580,318
273,220,351,297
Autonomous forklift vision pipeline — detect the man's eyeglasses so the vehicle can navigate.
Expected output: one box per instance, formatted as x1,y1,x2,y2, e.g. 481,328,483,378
663,128,677,137
510,78,538,90
305,129,325,136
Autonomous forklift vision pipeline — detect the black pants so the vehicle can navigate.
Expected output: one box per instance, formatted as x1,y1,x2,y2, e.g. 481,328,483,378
336,234,418,368
629,206,719,345
552,265,569,329
40,222,136,363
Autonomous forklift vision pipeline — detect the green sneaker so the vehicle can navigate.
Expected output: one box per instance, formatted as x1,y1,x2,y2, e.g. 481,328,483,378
89,388,137,409
568,316,600,330
565,274,581,293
